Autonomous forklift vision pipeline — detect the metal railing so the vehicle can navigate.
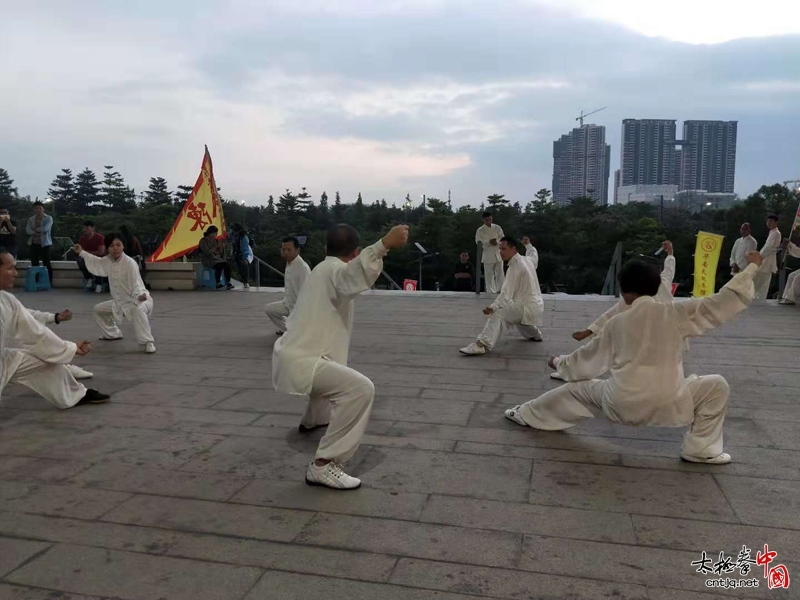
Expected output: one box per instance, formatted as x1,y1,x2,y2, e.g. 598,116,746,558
251,255,402,291
475,242,482,295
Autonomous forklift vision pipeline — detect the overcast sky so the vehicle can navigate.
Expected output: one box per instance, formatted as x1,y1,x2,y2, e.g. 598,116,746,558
2,0,799,207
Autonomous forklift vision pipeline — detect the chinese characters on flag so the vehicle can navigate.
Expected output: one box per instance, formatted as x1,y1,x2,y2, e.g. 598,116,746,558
692,231,725,298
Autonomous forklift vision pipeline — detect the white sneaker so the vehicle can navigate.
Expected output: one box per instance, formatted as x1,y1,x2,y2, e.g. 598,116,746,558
66,364,93,379
305,461,361,490
680,453,732,465
144,342,157,354
95,284,103,293
550,372,564,380
504,405,529,427
778,299,795,305
244,283,250,289
459,342,486,356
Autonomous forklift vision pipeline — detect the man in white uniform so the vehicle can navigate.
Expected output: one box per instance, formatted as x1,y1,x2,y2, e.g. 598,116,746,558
74,233,156,354
265,236,311,335
459,236,544,355
779,239,800,305
475,211,504,293
27,309,93,379
754,215,782,300
505,251,764,465
729,222,757,276
0,250,109,407
273,224,408,490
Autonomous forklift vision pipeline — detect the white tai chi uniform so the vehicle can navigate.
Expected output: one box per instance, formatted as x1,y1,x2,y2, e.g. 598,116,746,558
78,251,154,344
516,263,759,460
265,256,310,333
729,235,757,275
273,241,388,463
475,223,505,293
477,244,544,349
781,242,800,304
27,309,88,379
0,292,86,409
754,228,781,300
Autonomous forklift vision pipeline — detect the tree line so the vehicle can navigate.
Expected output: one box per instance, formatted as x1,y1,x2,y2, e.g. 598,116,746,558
1,166,798,294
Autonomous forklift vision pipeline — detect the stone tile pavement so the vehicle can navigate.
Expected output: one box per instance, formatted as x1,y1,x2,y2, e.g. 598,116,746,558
1,288,799,599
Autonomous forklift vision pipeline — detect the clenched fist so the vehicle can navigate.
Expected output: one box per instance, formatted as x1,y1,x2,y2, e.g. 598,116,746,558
382,225,409,250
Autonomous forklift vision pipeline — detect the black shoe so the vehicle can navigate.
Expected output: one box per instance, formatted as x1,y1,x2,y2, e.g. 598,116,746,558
216,283,225,289
225,283,235,290
76,389,110,405
298,423,329,433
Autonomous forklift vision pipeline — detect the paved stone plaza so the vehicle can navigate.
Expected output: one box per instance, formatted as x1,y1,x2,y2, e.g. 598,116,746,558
1,288,798,600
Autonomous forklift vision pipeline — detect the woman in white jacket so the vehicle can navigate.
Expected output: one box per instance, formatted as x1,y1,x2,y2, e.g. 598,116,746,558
73,233,156,354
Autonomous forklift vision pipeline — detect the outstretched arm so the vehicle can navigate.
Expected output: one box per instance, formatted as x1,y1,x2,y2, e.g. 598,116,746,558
553,326,614,382
333,225,408,301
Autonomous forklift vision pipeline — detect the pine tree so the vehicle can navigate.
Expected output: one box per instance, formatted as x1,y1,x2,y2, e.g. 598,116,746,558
319,191,329,213
333,191,344,221
101,166,136,213
266,195,275,214
48,168,75,214
0,168,18,203
74,168,101,214
296,187,312,211
487,193,509,207
144,177,173,205
277,189,298,214
175,185,194,204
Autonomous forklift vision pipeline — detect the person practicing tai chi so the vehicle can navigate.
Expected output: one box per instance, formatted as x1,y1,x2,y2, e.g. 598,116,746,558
73,233,156,354
28,308,94,379
265,236,311,335
778,239,800,306
730,223,757,276
504,250,764,465
475,211,505,293
460,236,543,356
754,215,782,300
0,250,109,407
273,223,409,490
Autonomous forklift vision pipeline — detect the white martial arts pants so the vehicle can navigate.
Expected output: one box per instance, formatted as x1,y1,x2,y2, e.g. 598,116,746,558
477,304,542,350
753,270,774,300
3,350,86,409
265,301,290,333
93,299,154,344
782,270,800,303
515,374,730,459
483,261,505,294
303,358,375,463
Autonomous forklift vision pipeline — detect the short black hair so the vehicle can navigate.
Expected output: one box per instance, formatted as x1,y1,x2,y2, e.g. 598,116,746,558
83,220,95,227
205,226,219,237
499,236,518,251
104,232,125,248
0,249,12,262
482,211,492,218
282,236,300,249
327,224,360,257
618,260,661,296
767,214,779,221
33,201,44,207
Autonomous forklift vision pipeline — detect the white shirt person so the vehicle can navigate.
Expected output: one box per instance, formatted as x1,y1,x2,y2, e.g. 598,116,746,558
779,240,800,305
74,233,156,354
459,236,544,355
729,222,758,275
265,236,311,334
475,212,505,293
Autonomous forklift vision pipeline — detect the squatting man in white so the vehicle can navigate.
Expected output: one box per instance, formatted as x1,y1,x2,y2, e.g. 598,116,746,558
460,236,543,355
272,223,409,490
264,236,311,335
0,249,110,407
779,237,800,306
475,211,505,293
505,250,765,465
74,233,156,354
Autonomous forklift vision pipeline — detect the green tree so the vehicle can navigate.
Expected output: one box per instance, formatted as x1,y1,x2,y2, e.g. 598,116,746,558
101,166,136,213
74,168,101,214
0,168,18,203
266,195,275,214
333,191,344,221
175,184,194,204
48,168,75,214
144,177,173,206
487,193,508,208
277,189,298,214
296,187,312,212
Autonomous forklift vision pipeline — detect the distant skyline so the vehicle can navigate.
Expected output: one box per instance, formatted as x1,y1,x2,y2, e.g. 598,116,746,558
2,1,800,207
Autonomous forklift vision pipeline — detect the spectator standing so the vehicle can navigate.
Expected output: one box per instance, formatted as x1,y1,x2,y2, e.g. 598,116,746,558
453,251,473,292
230,223,254,288
0,209,18,258
198,226,234,290
26,201,53,286
77,220,106,293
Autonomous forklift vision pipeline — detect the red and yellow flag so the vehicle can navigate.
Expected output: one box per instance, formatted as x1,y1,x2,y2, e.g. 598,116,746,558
149,146,226,262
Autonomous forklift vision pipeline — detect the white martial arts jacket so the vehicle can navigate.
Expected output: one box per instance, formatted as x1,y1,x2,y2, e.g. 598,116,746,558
730,236,757,272
79,252,151,322
785,242,800,259
588,255,676,335
284,255,311,312
554,263,758,427
490,246,544,325
0,292,77,392
273,240,388,395
475,224,504,264
760,228,782,274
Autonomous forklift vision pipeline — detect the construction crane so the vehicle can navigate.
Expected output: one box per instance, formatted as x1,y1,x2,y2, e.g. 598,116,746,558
576,107,607,127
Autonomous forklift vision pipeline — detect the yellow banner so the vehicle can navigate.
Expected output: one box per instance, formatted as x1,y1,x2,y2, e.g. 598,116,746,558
149,146,226,262
692,231,724,297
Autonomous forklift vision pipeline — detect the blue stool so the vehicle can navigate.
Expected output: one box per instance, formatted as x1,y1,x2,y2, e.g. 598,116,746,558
26,266,51,292
198,266,227,290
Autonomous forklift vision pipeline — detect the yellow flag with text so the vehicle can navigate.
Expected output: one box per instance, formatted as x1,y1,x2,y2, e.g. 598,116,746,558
692,231,724,297
149,146,226,262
